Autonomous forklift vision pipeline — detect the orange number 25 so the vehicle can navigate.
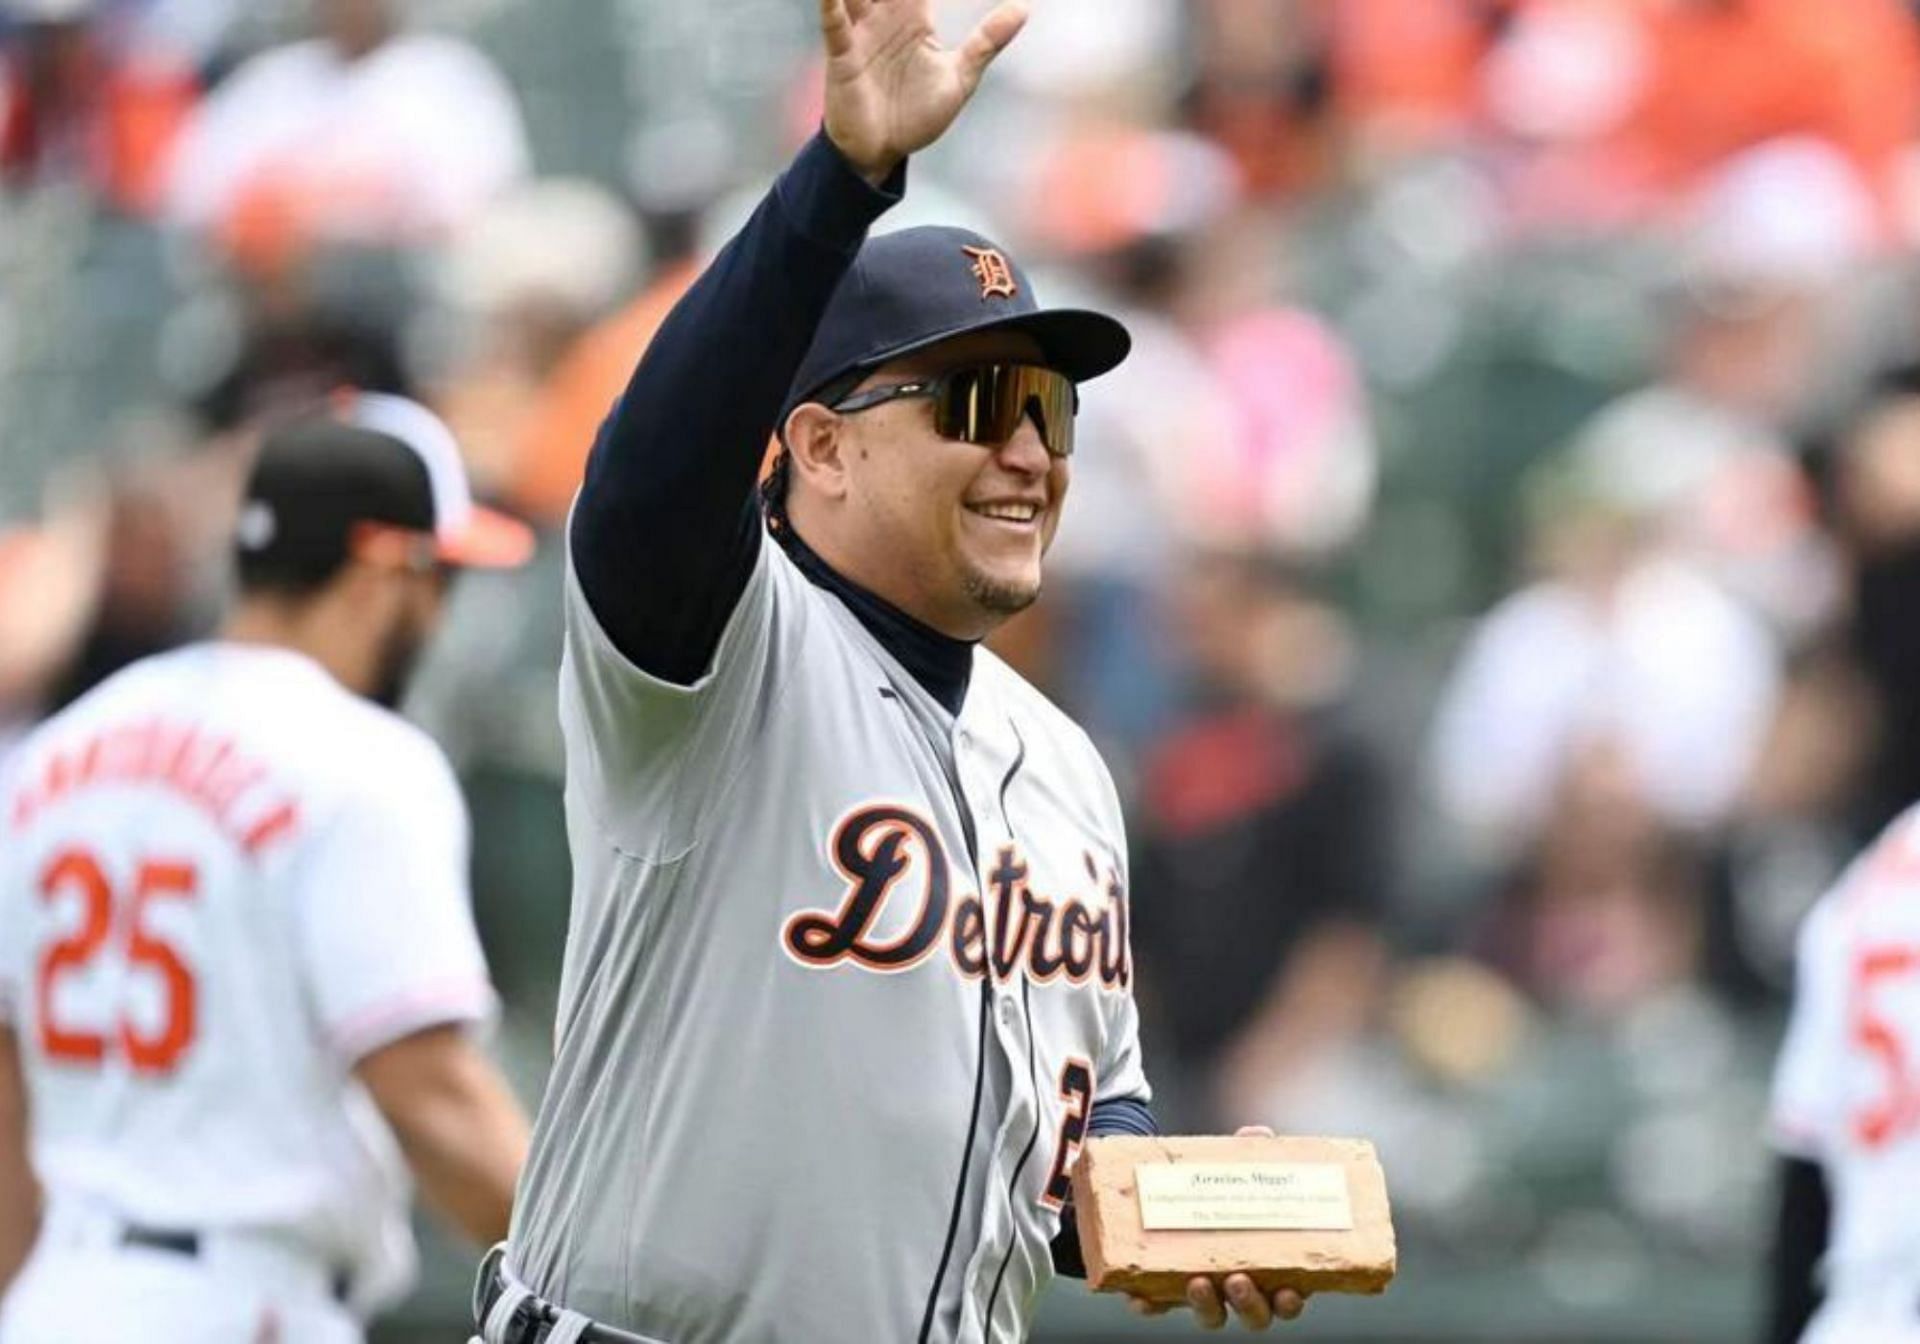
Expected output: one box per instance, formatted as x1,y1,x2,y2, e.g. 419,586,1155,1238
35,847,198,1075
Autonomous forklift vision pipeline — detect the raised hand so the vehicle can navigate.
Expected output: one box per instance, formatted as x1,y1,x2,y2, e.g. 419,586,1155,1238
818,0,1029,183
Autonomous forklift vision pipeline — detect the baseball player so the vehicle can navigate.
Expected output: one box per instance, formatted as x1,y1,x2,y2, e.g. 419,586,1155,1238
1767,799,1920,1344
0,394,534,1343
471,3,1307,1342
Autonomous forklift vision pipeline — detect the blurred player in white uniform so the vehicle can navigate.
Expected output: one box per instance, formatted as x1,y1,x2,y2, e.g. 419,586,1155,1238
0,394,534,1343
1769,804,1920,1344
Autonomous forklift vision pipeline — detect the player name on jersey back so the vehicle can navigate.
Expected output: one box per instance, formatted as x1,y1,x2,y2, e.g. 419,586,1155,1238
1,642,493,1315
9,717,301,858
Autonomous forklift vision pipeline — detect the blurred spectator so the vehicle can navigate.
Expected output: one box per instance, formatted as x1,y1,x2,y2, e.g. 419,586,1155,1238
1703,645,1872,1004
1427,479,1782,856
1549,139,1861,635
0,0,197,210
1182,0,1340,199
1187,0,1920,229
1181,0,1501,200
1486,0,1920,233
1830,364,1920,836
136,0,248,70
164,0,528,275
987,0,1179,113
1601,0,1919,234
1174,204,1379,557
494,249,698,529
1024,126,1376,749
1327,0,1501,170
428,177,646,513
1022,127,1240,749
0,505,102,773
1030,128,1377,559
1132,550,1390,1128
1477,738,1705,1020
41,427,245,709
401,181,657,785
189,297,410,432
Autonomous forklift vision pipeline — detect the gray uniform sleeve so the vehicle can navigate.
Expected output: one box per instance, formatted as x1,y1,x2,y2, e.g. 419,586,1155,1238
559,537,801,862
1094,763,1151,1107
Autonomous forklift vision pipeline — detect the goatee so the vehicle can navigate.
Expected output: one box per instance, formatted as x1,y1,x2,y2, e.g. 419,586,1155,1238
962,569,1040,616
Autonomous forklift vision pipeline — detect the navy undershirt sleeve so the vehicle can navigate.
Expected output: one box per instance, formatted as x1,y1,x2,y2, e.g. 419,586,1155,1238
1086,1096,1157,1139
1052,1095,1158,1279
569,133,903,682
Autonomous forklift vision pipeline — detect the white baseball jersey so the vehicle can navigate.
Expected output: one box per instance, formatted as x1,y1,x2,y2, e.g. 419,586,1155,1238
1772,803,1920,1341
0,642,495,1315
507,538,1151,1343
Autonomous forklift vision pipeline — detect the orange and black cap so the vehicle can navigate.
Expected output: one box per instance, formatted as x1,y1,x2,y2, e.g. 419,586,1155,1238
236,391,533,585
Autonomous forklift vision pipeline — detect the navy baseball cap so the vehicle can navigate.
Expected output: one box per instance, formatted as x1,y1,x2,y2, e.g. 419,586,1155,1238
782,225,1131,419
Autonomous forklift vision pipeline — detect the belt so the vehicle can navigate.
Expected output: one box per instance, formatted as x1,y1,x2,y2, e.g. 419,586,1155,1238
470,1244,668,1344
40,1200,352,1307
122,1226,201,1258
120,1222,352,1304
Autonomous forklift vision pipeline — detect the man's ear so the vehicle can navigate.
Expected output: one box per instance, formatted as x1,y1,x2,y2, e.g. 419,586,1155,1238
783,403,852,502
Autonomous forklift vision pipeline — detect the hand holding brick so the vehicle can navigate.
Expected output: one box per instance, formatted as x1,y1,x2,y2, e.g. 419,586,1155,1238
1071,1134,1397,1307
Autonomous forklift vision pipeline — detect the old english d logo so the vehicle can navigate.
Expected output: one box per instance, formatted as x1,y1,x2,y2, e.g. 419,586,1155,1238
963,245,1018,300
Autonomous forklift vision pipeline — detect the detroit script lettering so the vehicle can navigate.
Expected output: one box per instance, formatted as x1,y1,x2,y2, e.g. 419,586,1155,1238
782,803,1131,990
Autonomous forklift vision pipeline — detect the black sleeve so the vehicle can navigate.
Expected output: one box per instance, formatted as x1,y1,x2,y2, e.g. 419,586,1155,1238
1050,1205,1089,1280
568,133,902,683
1765,1154,1829,1344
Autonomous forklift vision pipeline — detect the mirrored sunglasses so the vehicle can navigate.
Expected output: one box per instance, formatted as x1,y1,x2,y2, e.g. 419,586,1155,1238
831,362,1080,458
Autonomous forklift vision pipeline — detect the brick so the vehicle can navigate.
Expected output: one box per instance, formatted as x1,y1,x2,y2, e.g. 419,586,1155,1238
1070,1134,1397,1305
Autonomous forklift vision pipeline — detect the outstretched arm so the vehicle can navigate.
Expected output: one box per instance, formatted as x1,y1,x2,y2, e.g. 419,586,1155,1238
569,0,1027,684
356,1025,530,1246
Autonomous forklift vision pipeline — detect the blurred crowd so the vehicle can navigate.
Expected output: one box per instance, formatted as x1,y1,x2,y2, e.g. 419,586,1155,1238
12,0,1920,1331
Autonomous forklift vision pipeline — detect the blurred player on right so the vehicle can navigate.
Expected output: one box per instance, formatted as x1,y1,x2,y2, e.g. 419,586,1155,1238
1769,807,1920,1344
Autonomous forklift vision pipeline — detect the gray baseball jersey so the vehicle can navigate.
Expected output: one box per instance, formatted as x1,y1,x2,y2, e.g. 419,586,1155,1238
506,535,1150,1343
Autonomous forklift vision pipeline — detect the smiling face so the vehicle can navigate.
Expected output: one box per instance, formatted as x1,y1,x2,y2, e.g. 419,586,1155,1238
782,330,1072,641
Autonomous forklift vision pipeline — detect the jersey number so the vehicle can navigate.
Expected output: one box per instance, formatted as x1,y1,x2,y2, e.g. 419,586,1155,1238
35,847,199,1075
1853,943,1920,1149
1041,1058,1094,1209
